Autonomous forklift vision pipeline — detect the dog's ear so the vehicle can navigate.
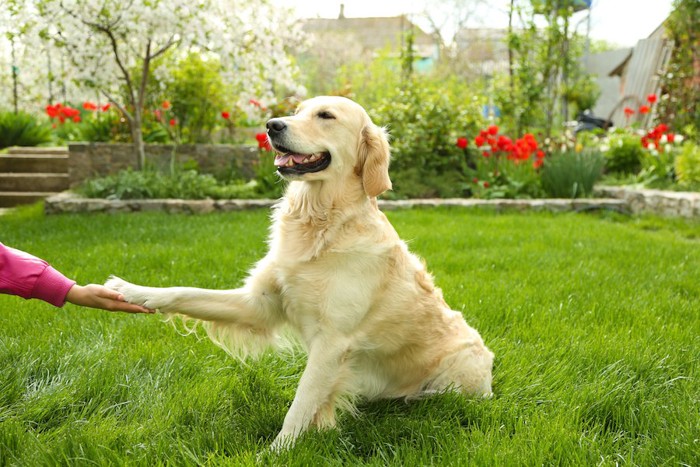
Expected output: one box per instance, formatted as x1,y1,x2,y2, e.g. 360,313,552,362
357,124,392,197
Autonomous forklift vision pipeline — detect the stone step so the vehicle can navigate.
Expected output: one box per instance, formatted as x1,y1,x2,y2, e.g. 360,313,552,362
0,173,70,192
0,154,69,173
0,191,59,207
6,146,68,156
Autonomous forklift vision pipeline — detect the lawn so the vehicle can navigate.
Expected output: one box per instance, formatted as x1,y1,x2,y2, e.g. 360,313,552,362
1,204,698,465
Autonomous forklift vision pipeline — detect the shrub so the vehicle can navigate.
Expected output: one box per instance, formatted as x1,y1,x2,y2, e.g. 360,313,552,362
604,130,644,174
541,150,605,198
78,169,259,200
0,111,52,149
369,78,484,198
674,141,700,187
252,142,285,199
79,113,131,143
121,52,230,145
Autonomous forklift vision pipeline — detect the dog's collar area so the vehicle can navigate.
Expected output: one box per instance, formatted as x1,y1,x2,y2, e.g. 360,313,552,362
276,151,331,176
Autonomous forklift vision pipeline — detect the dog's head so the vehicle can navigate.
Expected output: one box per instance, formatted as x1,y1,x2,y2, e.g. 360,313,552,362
266,96,391,198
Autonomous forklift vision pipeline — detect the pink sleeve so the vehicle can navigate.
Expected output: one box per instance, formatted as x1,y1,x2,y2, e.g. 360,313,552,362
0,243,76,307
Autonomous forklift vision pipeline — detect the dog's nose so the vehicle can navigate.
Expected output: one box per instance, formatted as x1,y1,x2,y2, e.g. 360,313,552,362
266,118,287,135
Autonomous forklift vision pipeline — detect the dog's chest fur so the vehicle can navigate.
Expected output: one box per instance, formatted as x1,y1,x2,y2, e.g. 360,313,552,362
269,205,392,342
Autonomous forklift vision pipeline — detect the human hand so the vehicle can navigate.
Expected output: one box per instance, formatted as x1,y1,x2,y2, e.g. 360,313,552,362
65,284,155,314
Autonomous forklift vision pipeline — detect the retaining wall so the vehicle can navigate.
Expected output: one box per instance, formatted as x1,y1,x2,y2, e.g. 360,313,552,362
67,143,259,187
595,187,700,218
44,189,699,218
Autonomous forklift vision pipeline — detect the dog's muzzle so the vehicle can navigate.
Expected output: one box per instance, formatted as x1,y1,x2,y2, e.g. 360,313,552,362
266,118,331,176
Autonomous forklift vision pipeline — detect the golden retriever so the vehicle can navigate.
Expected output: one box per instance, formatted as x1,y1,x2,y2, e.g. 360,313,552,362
106,96,494,450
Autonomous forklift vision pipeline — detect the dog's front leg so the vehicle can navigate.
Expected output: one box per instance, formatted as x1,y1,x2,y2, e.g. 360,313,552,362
271,335,350,451
105,258,282,326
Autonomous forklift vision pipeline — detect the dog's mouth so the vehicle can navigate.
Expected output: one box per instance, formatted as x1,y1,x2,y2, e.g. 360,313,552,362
273,146,331,175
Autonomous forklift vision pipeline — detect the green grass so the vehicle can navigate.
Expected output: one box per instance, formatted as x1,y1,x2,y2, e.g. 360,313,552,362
1,204,698,465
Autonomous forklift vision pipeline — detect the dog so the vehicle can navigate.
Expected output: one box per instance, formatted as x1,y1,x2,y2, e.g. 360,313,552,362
106,96,494,450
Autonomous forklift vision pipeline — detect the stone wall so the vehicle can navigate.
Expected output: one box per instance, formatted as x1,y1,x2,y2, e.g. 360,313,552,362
595,187,700,217
68,143,259,187
46,192,632,215
45,189,700,217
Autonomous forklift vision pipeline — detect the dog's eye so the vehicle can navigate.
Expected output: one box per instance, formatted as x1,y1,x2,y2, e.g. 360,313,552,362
317,111,335,120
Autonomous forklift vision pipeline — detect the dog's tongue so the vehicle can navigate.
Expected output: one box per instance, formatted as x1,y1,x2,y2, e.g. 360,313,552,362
274,154,309,167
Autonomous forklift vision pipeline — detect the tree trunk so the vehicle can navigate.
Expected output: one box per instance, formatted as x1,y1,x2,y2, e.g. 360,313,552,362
11,39,19,114
507,0,516,135
131,109,146,170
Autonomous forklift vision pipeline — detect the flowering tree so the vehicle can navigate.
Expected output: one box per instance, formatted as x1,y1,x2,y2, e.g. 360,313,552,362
1,0,92,112
35,0,305,168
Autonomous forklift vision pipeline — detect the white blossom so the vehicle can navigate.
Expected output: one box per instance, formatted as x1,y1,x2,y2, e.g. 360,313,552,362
2,0,306,121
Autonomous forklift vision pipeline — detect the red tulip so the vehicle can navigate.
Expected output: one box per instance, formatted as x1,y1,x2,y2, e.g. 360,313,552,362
256,132,272,151
456,137,468,149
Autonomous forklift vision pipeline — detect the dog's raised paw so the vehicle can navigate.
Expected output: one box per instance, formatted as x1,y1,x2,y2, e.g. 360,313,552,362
104,276,128,293
104,276,157,309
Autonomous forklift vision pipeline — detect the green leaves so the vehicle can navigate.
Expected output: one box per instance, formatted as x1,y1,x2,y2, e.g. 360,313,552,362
541,150,605,198
78,168,260,200
0,111,52,149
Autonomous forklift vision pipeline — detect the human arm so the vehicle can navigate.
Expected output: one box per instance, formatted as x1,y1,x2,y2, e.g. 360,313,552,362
1,242,152,313
0,242,75,306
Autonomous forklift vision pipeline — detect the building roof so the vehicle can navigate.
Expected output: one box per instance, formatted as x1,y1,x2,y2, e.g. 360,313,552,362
302,16,437,58
585,48,633,77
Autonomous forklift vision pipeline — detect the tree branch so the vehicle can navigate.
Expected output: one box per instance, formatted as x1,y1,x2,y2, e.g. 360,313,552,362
150,35,178,61
100,89,133,124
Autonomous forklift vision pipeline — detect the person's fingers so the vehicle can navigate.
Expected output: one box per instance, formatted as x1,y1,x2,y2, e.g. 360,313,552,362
114,302,155,314
84,284,155,313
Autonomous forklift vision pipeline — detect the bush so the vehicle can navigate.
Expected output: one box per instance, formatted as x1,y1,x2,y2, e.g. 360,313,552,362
253,149,285,199
78,169,259,200
604,130,644,174
79,113,131,143
541,150,605,198
369,78,484,198
674,141,700,188
0,111,52,149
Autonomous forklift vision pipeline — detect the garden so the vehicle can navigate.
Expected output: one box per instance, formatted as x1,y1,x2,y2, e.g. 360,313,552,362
1,0,699,464
1,1,698,201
